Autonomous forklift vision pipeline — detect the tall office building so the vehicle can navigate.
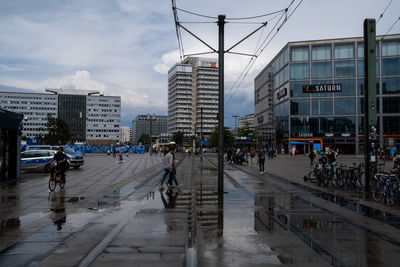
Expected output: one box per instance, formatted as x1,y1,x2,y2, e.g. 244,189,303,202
120,126,131,143
238,113,256,129
131,114,168,144
168,57,219,137
0,89,121,142
0,92,58,138
254,34,400,154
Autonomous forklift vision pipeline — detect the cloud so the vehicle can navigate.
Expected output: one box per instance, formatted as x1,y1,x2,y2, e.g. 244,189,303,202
0,64,24,72
153,50,181,74
36,70,107,91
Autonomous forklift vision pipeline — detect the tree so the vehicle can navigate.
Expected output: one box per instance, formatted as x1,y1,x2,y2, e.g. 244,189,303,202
138,133,150,144
172,131,184,146
237,121,255,139
42,114,72,144
209,127,234,148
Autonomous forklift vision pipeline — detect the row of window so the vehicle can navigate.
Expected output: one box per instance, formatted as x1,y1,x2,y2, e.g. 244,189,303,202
289,78,400,97
290,116,400,135
290,97,399,116
87,129,120,132
290,58,400,80
291,40,400,62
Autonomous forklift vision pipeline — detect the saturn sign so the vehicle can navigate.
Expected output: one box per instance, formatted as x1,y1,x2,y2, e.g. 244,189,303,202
303,84,342,93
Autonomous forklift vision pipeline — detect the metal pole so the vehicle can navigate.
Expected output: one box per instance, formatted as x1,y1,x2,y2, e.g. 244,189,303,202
200,107,203,161
364,19,377,193
217,14,225,231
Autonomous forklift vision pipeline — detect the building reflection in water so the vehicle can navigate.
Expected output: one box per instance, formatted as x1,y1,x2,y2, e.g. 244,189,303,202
87,189,121,210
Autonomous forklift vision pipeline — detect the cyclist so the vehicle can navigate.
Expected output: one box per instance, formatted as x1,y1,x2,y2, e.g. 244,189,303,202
50,147,67,183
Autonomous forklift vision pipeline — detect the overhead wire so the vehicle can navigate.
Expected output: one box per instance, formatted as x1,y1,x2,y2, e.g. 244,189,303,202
175,7,218,19
225,0,301,105
377,0,394,24
171,0,303,106
172,0,184,60
380,16,400,40
225,8,287,20
225,12,285,98
225,12,287,105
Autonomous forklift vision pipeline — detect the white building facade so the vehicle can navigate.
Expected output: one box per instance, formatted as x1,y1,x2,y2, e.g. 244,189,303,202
0,92,58,138
0,89,121,142
120,126,131,143
168,57,219,137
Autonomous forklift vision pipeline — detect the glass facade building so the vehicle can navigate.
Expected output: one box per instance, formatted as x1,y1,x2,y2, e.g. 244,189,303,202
254,34,400,154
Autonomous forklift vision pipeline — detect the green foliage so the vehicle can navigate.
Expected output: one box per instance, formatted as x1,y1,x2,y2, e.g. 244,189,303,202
138,133,150,144
42,114,72,144
209,126,234,148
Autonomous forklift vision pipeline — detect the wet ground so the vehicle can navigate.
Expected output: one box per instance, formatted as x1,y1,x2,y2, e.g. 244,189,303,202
1,153,400,266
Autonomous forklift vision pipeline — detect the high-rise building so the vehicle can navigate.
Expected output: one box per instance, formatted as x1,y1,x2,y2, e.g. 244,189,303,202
168,57,219,137
238,113,256,129
254,34,400,154
120,126,131,143
131,114,168,144
0,89,121,142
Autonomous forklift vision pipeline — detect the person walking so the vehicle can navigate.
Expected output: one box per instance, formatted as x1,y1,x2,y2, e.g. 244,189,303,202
309,149,315,165
250,148,255,164
160,146,179,190
112,148,116,158
257,148,266,174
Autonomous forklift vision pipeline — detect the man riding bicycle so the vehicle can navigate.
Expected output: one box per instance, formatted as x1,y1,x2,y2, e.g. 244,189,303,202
50,147,67,183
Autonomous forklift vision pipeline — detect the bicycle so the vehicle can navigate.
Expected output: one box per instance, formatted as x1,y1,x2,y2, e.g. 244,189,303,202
49,163,65,191
372,173,398,206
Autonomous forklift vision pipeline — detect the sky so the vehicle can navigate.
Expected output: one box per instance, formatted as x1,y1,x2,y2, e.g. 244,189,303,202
0,0,399,128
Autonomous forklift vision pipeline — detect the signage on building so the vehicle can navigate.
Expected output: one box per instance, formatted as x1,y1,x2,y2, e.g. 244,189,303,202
277,87,287,99
235,136,252,140
302,84,342,93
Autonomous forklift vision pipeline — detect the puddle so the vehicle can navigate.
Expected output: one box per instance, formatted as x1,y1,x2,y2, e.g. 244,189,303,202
255,192,400,266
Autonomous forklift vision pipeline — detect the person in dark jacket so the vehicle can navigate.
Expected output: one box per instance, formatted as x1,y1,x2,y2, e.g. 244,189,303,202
257,148,266,174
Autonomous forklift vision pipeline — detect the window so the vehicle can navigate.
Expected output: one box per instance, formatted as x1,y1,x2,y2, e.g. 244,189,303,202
312,62,332,78
311,80,333,97
382,77,400,94
334,98,355,115
382,58,400,76
383,97,400,113
312,45,331,60
383,116,400,134
335,79,355,96
290,63,309,79
382,40,400,56
312,98,332,115
290,81,309,97
290,99,310,115
335,61,355,77
335,43,354,59
357,60,379,77
291,46,309,62
357,79,379,95
358,42,380,57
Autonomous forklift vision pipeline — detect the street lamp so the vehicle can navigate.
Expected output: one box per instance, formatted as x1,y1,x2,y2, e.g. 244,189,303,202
304,116,309,156
232,115,239,135
147,114,155,153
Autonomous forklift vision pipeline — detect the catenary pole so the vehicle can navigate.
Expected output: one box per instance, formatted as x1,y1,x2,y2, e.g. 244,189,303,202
217,14,225,231
364,19,377,193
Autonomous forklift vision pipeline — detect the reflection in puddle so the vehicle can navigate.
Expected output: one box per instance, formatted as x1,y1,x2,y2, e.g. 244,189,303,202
49,191,66,231
254,193,400,266
160,188,179,209
87,189,120,210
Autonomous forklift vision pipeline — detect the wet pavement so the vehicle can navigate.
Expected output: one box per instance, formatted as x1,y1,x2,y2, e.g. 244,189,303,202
1,153,400,266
